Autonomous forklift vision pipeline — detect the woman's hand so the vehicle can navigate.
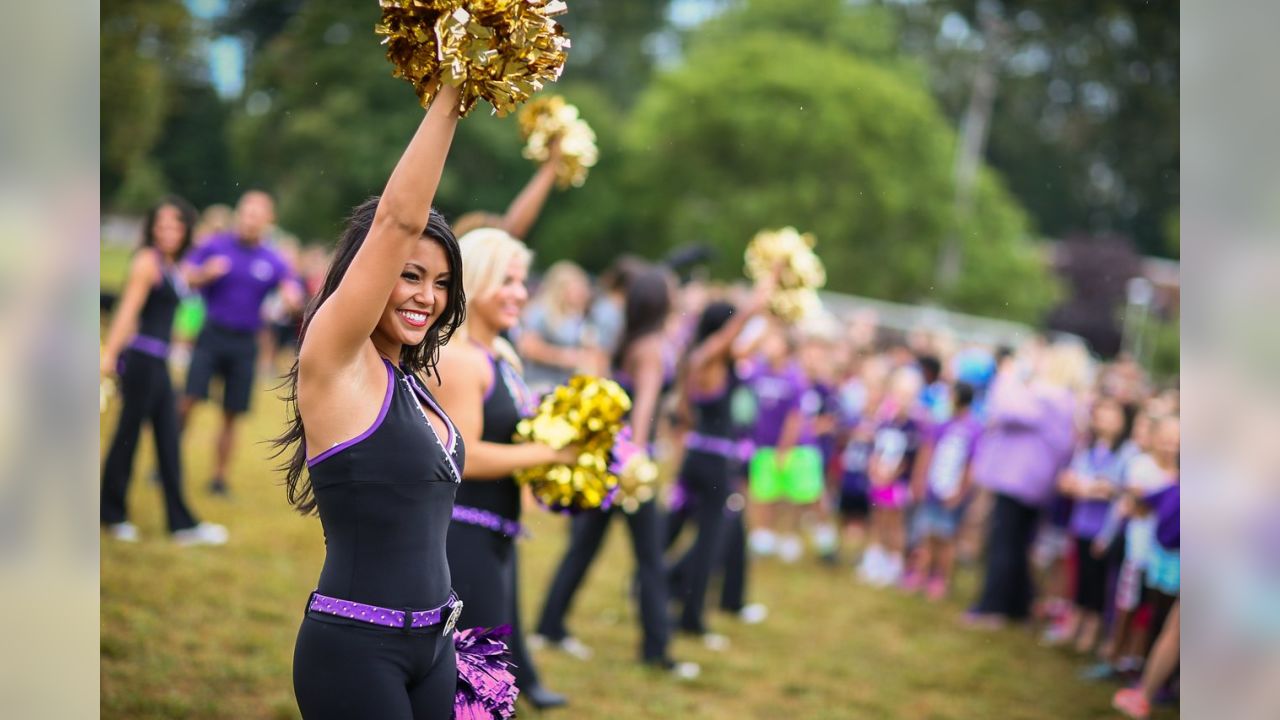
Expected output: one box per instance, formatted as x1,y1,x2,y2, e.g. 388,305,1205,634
100,350,119,378
545,443,584,466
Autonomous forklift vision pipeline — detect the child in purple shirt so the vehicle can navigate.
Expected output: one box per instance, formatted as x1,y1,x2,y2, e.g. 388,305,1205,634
857,366,924,587
905,383,982,599
1056,395,1137,653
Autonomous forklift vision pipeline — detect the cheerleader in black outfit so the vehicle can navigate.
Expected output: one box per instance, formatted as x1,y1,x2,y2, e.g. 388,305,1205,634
277,84,470,719
534,266,699,679
101,195,227,546
431,228,577,709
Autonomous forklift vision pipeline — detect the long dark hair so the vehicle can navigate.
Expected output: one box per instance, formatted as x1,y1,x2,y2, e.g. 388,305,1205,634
140,195,197,260
275,196,466,515
612,265,672,371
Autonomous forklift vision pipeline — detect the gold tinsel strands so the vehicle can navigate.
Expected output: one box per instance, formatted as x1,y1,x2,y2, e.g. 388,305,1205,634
517,95,598,188
613,450,659,514
744,226,827,322
513,375,631,512
376,0,571,117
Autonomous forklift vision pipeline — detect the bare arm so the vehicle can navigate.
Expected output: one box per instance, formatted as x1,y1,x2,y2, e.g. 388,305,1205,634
301,84,461,375
517,328,582,370
431,344,570,480
625,336,666,452
687,281,772,389
101,250,160,375
502,149,561,241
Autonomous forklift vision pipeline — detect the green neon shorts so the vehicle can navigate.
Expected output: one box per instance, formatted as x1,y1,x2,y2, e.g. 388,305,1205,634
748,446,824,504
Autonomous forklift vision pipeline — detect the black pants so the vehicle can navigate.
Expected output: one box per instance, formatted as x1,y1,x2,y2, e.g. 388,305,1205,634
293,616,456,719
446,521,544,691
536,500,670,661
101,351,198,532
667,483,749,614
668,451,732,633
972,493,1039,620
1074,537,1109,612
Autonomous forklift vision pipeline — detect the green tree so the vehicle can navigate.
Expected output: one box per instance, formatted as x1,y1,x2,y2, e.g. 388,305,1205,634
618,25,1057,322
101,0,194,209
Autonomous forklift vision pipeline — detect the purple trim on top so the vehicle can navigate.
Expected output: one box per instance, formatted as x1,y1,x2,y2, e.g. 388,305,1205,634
404,374,463,484
688,380,730,404
482,354,498,403
128,335,171,359
686,432,755,460
306,360,395,468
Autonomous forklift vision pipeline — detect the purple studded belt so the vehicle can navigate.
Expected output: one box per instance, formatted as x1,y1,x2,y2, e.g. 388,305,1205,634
307,590,463,634
452,505,526,539
685,432,755,461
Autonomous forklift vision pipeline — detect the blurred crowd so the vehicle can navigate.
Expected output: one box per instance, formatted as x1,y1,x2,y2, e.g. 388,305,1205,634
102,191,1181,718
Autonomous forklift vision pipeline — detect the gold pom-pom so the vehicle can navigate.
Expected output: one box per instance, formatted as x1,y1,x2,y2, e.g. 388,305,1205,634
513,375,630,512
376,0,572,117
614,451,659,514
518,95,598,188
100,377,117,414
744,226,827,322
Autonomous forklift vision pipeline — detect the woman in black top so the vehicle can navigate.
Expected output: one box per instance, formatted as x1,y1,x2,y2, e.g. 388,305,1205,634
431,227,578,710
534,265,699,678
276,84,468,719
101,195,226,546
667,278,771,638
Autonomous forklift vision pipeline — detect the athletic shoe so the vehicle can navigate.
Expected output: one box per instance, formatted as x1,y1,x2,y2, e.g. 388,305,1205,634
701,633,730,652
646,658,700,681
900,570,924,593
748,529,778,557
172,522,229,547
738,603,769,625
1079,662,1119,682
777,535,804,564
105,522,139,543
529,634,595,661
207,477,229,496
925,577,948,602
1112,688,1151,719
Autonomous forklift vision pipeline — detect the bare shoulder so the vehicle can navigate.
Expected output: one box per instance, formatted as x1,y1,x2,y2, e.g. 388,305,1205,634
129,248,161,281
431,340,489,391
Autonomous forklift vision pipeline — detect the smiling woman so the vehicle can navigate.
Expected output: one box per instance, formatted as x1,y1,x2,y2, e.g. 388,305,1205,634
267,83,480,719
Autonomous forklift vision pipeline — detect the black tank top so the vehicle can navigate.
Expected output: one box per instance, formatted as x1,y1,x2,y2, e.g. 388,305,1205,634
615,342,676,448
690,363,739,439
136,252,183,343
306,359,464,609
453,349,534,521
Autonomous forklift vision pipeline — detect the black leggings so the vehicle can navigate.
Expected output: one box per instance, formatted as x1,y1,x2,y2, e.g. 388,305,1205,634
446,521,544,691
293,616,456,719
667,451,733,633
972,493,1039,620
1074,537,1109,613
101,351,198,532
536,500,670,661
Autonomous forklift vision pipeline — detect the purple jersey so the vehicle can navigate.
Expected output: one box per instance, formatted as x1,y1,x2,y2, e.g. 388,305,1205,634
1146,483,1180,550
1068,441,1138,540
186,233,296,333
871,414,923,485
743,359,805,448
923,413,983,502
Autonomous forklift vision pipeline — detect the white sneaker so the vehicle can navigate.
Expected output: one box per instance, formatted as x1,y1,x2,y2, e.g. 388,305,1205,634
878,553,903,587
856,545,884,583
172,522,229,547
672,661,701,681
738,603,769,625
749,529,778,557
811,523,839,556
556,636,594,661
702,633,731,652
778,535,804,564
105,522,139,543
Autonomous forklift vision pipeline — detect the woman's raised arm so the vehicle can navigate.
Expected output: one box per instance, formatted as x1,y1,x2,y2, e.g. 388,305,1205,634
301,84,461,371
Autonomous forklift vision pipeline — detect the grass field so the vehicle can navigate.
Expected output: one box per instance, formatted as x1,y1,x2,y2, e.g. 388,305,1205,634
100,375,1174,719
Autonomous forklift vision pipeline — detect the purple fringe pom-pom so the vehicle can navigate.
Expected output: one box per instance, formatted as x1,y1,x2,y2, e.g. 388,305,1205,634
453,626,519,720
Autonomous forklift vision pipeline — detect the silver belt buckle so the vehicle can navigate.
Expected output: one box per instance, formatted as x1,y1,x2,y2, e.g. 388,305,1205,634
442,600,463,636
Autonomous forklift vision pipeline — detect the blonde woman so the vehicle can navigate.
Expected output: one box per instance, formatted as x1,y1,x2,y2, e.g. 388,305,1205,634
430,228,578,710
517,260,597,394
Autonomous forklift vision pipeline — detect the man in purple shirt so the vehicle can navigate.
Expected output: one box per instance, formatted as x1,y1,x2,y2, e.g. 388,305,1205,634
180,191,302,495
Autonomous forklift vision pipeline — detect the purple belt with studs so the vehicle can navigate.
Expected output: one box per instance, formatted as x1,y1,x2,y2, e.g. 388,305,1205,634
452,505,527,539
307,590,463,634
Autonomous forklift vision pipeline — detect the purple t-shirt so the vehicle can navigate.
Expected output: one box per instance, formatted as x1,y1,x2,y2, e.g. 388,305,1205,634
798,381,837,452
1068,441,1138,540
1146,483,1180,550
743,359,805,449
923,413,983,502
186,233,296,333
